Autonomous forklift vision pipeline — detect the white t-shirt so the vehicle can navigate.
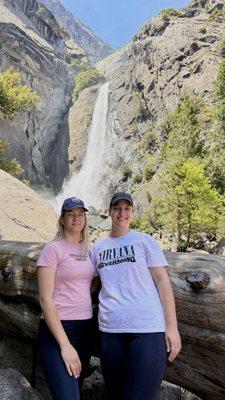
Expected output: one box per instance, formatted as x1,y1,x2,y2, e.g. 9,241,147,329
92,230,168,333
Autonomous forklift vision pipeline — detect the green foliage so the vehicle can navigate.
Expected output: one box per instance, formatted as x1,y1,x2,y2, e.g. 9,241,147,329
144,155,155,182
140,130,158,154
0,67,39,118
163,95,204,161
69,59,91,72
130,216,153,235
132,91,150,120
159,8,182,21
144,167,154,182
72,68,106,101
133,91,145,112
215,60,225,100
218,36,225,57
0,139,21,177
154,158,224,248
133,60,225,245
133,172,142,184
21,178,30,186
208,8,225,22
204,61,225,193
120,163,132,182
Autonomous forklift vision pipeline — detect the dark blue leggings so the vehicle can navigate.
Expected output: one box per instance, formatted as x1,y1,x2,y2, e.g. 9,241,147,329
100,331,167,400
38,319,93,400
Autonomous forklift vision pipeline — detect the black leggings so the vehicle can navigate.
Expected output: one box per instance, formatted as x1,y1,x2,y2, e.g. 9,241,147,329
100,331,167,400
38,319,93,400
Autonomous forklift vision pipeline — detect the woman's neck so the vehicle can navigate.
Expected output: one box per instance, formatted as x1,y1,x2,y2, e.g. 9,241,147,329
64,232,82,244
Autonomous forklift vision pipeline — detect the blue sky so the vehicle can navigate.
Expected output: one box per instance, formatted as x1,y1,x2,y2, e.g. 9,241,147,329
61,0,190,49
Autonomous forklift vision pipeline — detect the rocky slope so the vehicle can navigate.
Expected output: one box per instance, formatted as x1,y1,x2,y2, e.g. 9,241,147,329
0,169,57,241
39,0,113,63
67,0,225,210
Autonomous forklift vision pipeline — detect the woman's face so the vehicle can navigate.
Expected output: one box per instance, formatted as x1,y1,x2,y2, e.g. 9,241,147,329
61,207,86,234
109,200,134,230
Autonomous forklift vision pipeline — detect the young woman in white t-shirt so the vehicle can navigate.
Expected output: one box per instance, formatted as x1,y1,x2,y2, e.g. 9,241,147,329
37,197,96,400
92,192,181,400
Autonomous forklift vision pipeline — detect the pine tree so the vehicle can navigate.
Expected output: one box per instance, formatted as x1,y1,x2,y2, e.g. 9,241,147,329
153,158,224,249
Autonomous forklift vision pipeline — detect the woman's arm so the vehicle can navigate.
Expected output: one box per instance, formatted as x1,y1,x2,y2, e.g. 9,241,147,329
150,266,181,363
38,267,81,377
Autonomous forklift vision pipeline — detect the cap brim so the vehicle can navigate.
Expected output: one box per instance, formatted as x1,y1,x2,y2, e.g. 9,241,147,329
62,206,89,212
110,196,133,206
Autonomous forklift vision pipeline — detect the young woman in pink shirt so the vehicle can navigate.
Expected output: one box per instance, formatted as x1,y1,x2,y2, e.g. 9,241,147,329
37,197,96,400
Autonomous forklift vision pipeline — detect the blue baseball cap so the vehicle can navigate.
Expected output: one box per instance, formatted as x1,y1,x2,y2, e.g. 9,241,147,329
61,197,88,212
110,192,133,208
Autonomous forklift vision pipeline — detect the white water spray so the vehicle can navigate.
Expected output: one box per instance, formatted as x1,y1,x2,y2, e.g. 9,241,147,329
54,82,109,212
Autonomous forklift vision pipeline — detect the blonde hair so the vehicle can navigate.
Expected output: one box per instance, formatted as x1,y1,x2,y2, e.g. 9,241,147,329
54,210,90,250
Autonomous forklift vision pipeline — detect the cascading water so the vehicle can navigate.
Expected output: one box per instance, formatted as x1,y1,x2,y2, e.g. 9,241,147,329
55,82,109,212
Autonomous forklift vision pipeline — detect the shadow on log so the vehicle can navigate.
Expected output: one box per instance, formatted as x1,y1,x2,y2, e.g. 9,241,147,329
0,241,225,400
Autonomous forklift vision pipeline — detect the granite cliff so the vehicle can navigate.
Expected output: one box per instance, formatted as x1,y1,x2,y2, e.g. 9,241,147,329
66,0,225,210
39,0,113,63
0,0,111,193
0,0,75,191
1,0,225,204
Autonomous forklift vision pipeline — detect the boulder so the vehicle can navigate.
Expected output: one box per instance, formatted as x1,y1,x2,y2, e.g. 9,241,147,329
0,368,42,400
0,169,57,242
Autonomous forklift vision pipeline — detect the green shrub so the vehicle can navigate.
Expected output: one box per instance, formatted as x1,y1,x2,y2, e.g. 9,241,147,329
133,172,142,184
130,216,153,235
120,163,132,182
140,130,158,153
0,139,21,177
144,167,154,182
72,68,106,101
159,8,182,21
69,59,91,72
208,8,225,21
0,67,39,118
132,91,149,120
218,37,225,57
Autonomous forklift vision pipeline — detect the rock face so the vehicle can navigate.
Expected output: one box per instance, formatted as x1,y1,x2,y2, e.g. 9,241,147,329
67,0,225,210
0,0,110,193
39,0,113,64
68,85,100,172
0,169,57,241
0,368,42,400
0,0,75,191
0,240,224,399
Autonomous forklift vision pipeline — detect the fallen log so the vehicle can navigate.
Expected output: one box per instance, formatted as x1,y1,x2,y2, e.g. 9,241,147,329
0,240,225,400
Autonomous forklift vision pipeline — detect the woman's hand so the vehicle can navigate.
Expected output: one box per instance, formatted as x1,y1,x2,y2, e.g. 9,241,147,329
165,325,182,363
60,343,82,378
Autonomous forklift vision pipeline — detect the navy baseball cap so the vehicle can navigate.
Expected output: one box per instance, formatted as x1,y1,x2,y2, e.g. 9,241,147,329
110,192,133,208
61,197,88,212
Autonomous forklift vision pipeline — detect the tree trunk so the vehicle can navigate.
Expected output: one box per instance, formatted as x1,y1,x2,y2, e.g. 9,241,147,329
0,240,225,399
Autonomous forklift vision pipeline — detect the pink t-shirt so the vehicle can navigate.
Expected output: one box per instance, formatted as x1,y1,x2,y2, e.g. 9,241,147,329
37,239,95,320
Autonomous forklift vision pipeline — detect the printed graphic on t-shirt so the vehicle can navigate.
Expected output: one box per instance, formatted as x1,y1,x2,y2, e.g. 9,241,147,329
69,253,88,262
98,244,136,269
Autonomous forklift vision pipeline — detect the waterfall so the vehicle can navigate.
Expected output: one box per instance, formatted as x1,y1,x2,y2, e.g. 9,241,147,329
55,82,109,212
